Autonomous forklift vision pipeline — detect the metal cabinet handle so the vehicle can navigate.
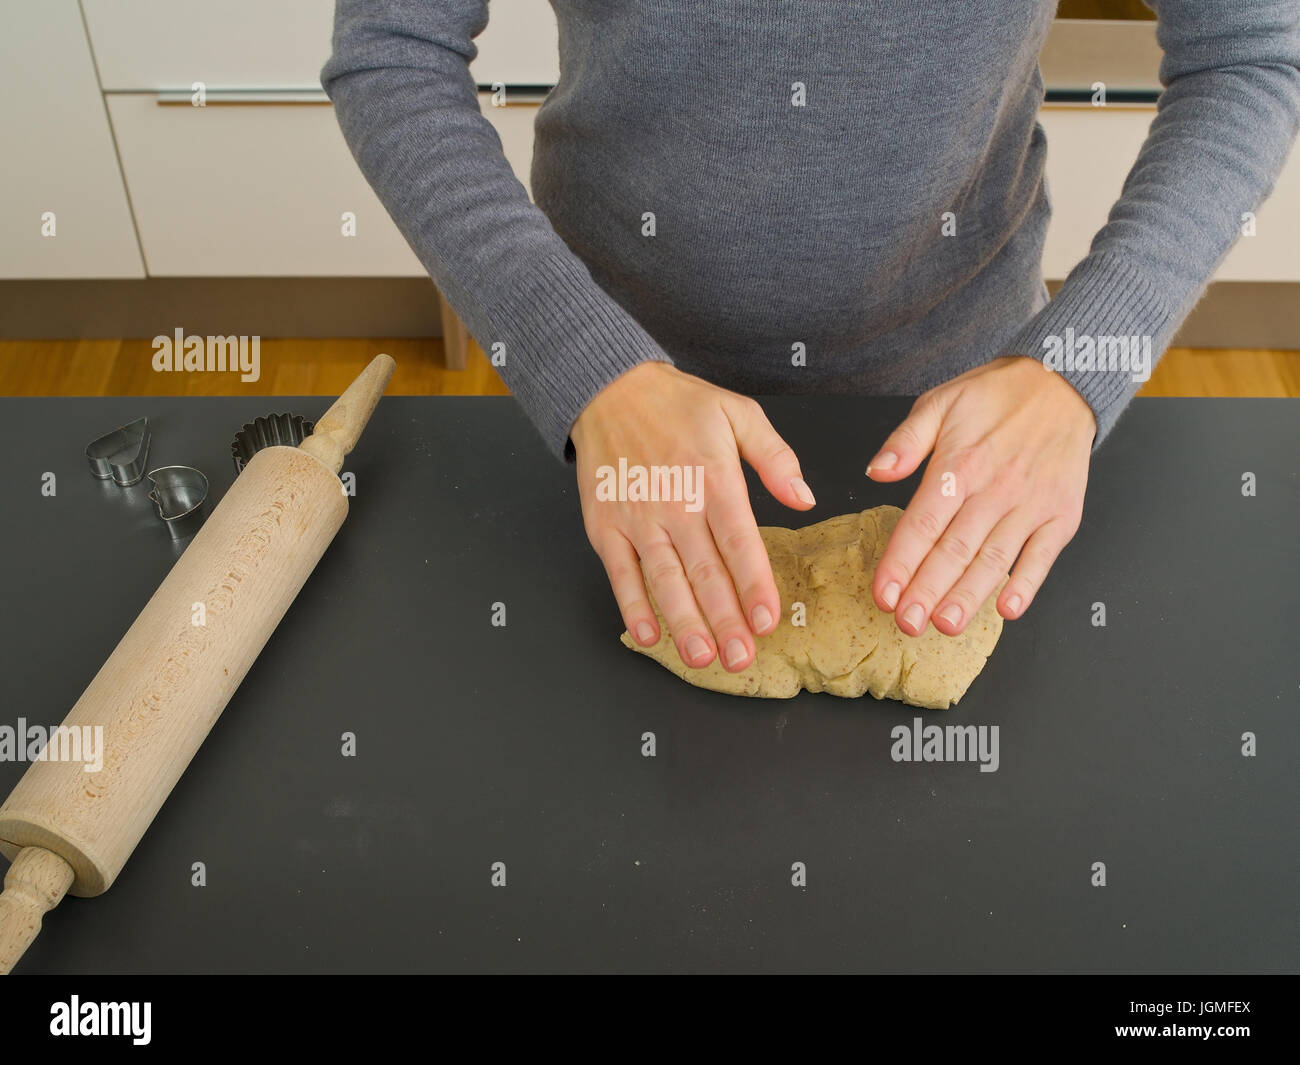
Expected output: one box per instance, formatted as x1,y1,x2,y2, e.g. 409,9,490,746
154,86,550,105
155,89,331,106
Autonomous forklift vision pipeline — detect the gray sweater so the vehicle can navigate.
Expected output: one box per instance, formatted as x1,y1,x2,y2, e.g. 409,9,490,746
321,1,1300,461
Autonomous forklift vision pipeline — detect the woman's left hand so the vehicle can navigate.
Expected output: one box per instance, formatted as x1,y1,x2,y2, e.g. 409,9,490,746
866,354,1097,636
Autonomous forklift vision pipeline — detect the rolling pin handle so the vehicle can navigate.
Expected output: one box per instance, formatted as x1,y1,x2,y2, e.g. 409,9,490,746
0,846,75,975
298,353,396,473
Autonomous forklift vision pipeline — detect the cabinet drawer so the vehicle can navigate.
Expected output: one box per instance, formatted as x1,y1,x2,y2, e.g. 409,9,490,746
1039,106,1153,281
483,96,541,195
83,0,558,91
1214,140,1300,282
107,92,425,276
84,0,336,91
1039,105,1300,283
472,1,560,86
107,92,538,277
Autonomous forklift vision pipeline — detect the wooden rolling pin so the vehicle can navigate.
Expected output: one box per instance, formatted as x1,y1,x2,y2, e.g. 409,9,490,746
0,354,395,973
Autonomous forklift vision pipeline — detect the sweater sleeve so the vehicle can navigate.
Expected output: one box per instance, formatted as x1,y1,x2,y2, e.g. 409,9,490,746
320,0,673,462
1004,0,1300,447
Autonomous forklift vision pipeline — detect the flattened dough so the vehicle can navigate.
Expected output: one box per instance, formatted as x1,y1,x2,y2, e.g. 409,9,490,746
620,506,1003,709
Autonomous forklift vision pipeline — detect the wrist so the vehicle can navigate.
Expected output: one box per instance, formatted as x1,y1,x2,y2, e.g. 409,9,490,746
571,361,673,448
1000,353,1097,442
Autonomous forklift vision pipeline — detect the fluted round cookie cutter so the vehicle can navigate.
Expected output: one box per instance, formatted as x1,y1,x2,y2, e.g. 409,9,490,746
230,412,315,474
147,465,210,540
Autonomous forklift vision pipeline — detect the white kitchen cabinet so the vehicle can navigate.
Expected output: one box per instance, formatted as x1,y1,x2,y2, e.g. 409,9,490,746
15,5,1297,287
470,0,561,86
1039,104,1300,283
82,0,559,91
107,92,424,276
1204,138,1300,283
481,95,542,193
1038,105,1154,281
106,92,539,276
0,0,143,278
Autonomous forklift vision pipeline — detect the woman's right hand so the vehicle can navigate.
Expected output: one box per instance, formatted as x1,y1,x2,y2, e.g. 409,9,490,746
569,362,816,672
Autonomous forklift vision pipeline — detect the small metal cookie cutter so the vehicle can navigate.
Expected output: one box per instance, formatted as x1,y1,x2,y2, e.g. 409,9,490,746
147,466,210,539
231,412,315,474
86,417,151,486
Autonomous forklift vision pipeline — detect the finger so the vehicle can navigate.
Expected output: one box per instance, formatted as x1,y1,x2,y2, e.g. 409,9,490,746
893,493,1009,637
672,516,756,671
930,508,1037,636
1000,517,1075,619
721,393,815,511
596,530,660,646
866,391,949,482
634,529,717,668
871,455,971,623
705,477,782,637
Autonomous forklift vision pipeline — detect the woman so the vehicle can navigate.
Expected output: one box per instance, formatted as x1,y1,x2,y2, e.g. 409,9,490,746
322,0,1299,674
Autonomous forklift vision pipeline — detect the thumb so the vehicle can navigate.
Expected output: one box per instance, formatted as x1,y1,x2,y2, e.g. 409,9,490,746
866,392,949,481
722,395,816,511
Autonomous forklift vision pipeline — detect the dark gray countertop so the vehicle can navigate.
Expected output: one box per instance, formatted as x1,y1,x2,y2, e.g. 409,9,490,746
1,395,1295,973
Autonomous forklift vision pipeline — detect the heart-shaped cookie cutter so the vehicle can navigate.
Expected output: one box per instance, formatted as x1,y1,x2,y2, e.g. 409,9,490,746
86,417,151,486
147,465,210,540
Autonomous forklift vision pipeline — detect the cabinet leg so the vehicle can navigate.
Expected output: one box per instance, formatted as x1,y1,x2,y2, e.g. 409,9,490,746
436,288,469,371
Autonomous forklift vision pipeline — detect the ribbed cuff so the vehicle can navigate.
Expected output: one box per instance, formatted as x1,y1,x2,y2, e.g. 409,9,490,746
482,251,674,462
1003,251,1177,450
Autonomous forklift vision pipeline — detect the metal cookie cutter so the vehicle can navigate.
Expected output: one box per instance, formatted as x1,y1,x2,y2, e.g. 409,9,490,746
147,466,210,539
231,412,315,474
85,417,151,486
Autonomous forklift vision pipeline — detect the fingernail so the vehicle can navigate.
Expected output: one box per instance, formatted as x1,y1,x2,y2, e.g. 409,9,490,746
751,603,774,633
1005,594,1022,616
902,603,925,632
791,477,816,506
937,603,963,627
724,638,748,668
866,450,898,475
685,634,711,664
635,621,656,645
881,581,901,610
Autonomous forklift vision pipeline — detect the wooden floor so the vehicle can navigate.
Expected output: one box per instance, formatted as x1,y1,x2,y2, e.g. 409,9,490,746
0,339,1295,398
0,338,509,397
